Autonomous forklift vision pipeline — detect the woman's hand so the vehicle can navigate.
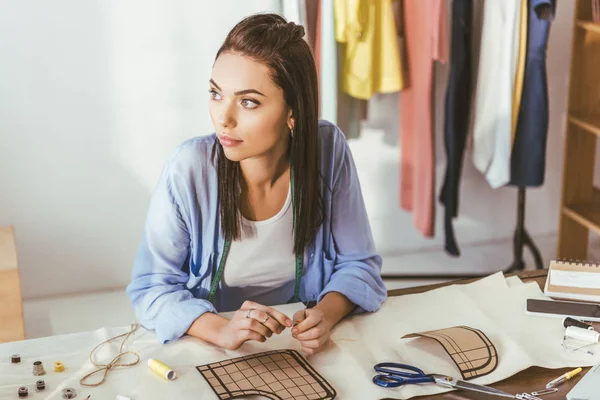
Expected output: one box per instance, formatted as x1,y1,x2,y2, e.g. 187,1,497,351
291,308,333,355
216,300,294,350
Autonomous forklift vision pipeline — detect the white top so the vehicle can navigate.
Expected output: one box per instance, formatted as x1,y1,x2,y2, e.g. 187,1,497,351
472,0,521,189
221,184,296,311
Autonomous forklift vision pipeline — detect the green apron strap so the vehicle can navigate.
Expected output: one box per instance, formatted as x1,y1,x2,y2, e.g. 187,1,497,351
207,168,304,304
207,238,230,304
290,168,303,302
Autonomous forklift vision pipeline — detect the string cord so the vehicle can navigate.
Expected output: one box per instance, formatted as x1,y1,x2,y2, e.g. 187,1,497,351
80,324,140,387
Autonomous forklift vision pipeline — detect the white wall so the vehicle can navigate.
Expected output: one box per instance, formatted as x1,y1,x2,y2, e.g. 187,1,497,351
1,0,596,298
0,0,281,298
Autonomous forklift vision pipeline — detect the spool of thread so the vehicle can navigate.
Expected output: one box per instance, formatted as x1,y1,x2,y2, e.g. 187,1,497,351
62,388,77,399
563,317,594,330
148,358,177,381
32,360,46,376
36,380,46,391
11,354,21,364
18,387,28,398
54,361,65,372
566,326,600,343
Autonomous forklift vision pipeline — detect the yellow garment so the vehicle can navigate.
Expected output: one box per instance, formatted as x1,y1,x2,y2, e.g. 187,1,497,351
511,0,528,146
334,0,405,100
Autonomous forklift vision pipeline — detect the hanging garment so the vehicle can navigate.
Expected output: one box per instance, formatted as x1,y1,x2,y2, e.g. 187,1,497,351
320,0,338,124
510,0,556,187
305,0,320,51
471,0,521,189
336,56,368,140
511,0,529,145
334,0,405,100
282,0,307,26
334,0,371,140
392,0,409,82
439,0,473,257
400,0,448,238
315,0,322,89
392,0,404,36
465,0,484,151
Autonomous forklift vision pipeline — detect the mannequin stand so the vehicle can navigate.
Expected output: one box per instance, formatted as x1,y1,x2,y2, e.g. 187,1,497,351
503,187,544,273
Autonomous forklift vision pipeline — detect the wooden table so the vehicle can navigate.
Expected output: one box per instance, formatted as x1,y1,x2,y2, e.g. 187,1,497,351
0,226,25,343
386,270,592,399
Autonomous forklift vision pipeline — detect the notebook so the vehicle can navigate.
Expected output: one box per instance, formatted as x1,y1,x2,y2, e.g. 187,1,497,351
544,259,600,304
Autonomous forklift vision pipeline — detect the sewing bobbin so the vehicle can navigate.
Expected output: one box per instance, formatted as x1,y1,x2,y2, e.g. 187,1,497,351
36,380,47,391
11,354,21,364
62,388,77,399
17,387,28,398
32,360,46,376
54,361,65,372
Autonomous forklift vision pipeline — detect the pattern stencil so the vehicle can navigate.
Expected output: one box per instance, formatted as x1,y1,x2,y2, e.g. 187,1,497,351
197,349,336,399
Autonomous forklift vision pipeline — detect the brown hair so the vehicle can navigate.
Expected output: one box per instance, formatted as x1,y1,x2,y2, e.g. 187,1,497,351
211,13,323,256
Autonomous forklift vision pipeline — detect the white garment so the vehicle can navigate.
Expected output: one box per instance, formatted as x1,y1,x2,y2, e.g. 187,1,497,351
221,185,296,311
282,0,307,26
472,0,521,189
320,0,338,124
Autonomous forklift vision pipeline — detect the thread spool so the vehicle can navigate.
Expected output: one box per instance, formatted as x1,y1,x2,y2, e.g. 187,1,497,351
32,361,46,376
54,361,65,372
11,354,21,364
566,326,600,343
563,317,594,330
18,387,28,398
62,388,77,399
36,380,46,391
148,358,177,380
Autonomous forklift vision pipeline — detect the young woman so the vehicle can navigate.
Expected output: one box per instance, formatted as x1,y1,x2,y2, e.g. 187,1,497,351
126,13,386,354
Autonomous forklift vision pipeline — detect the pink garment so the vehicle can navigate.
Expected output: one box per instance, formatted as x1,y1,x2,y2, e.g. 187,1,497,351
400,0,448,238
305,0,320,52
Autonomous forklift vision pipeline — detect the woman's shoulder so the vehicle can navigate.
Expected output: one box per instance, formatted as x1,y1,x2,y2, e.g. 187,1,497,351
318,119,348,158
317,119,350,178
318,119,346,147
165,133,218,172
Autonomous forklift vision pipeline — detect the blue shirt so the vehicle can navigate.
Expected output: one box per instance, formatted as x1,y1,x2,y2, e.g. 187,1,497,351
126,120,387,343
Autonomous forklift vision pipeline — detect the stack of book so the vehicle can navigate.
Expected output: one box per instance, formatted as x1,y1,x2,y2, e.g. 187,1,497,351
544,259,600,304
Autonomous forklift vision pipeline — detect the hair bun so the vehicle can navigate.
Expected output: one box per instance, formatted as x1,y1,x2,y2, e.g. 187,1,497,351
287,21,305,41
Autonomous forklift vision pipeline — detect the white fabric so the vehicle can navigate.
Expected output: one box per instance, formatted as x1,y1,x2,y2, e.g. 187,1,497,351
282,0,307,27
2,273,599,400
221,184,296,311
472,0,521,189
319,0,338,124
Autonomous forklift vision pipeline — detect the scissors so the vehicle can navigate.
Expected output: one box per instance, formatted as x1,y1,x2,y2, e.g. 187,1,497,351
373,363,516,398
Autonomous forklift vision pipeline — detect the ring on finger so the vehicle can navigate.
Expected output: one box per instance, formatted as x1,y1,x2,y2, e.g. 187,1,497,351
262,315,269,324
246,309,255,319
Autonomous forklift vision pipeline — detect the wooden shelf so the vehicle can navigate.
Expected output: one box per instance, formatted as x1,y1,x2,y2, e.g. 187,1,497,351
0,226,25,343
576,20,600,34
569,115,600,138
562,188,600,235
558,1,600,259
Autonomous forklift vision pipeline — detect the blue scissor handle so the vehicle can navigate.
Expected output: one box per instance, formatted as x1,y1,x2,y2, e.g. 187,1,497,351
372,363,435,388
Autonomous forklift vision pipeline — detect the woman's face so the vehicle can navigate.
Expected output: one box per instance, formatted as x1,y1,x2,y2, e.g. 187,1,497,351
209,52,293,162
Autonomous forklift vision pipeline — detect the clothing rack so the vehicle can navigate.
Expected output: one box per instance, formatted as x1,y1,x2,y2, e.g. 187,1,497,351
380,187,544,280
